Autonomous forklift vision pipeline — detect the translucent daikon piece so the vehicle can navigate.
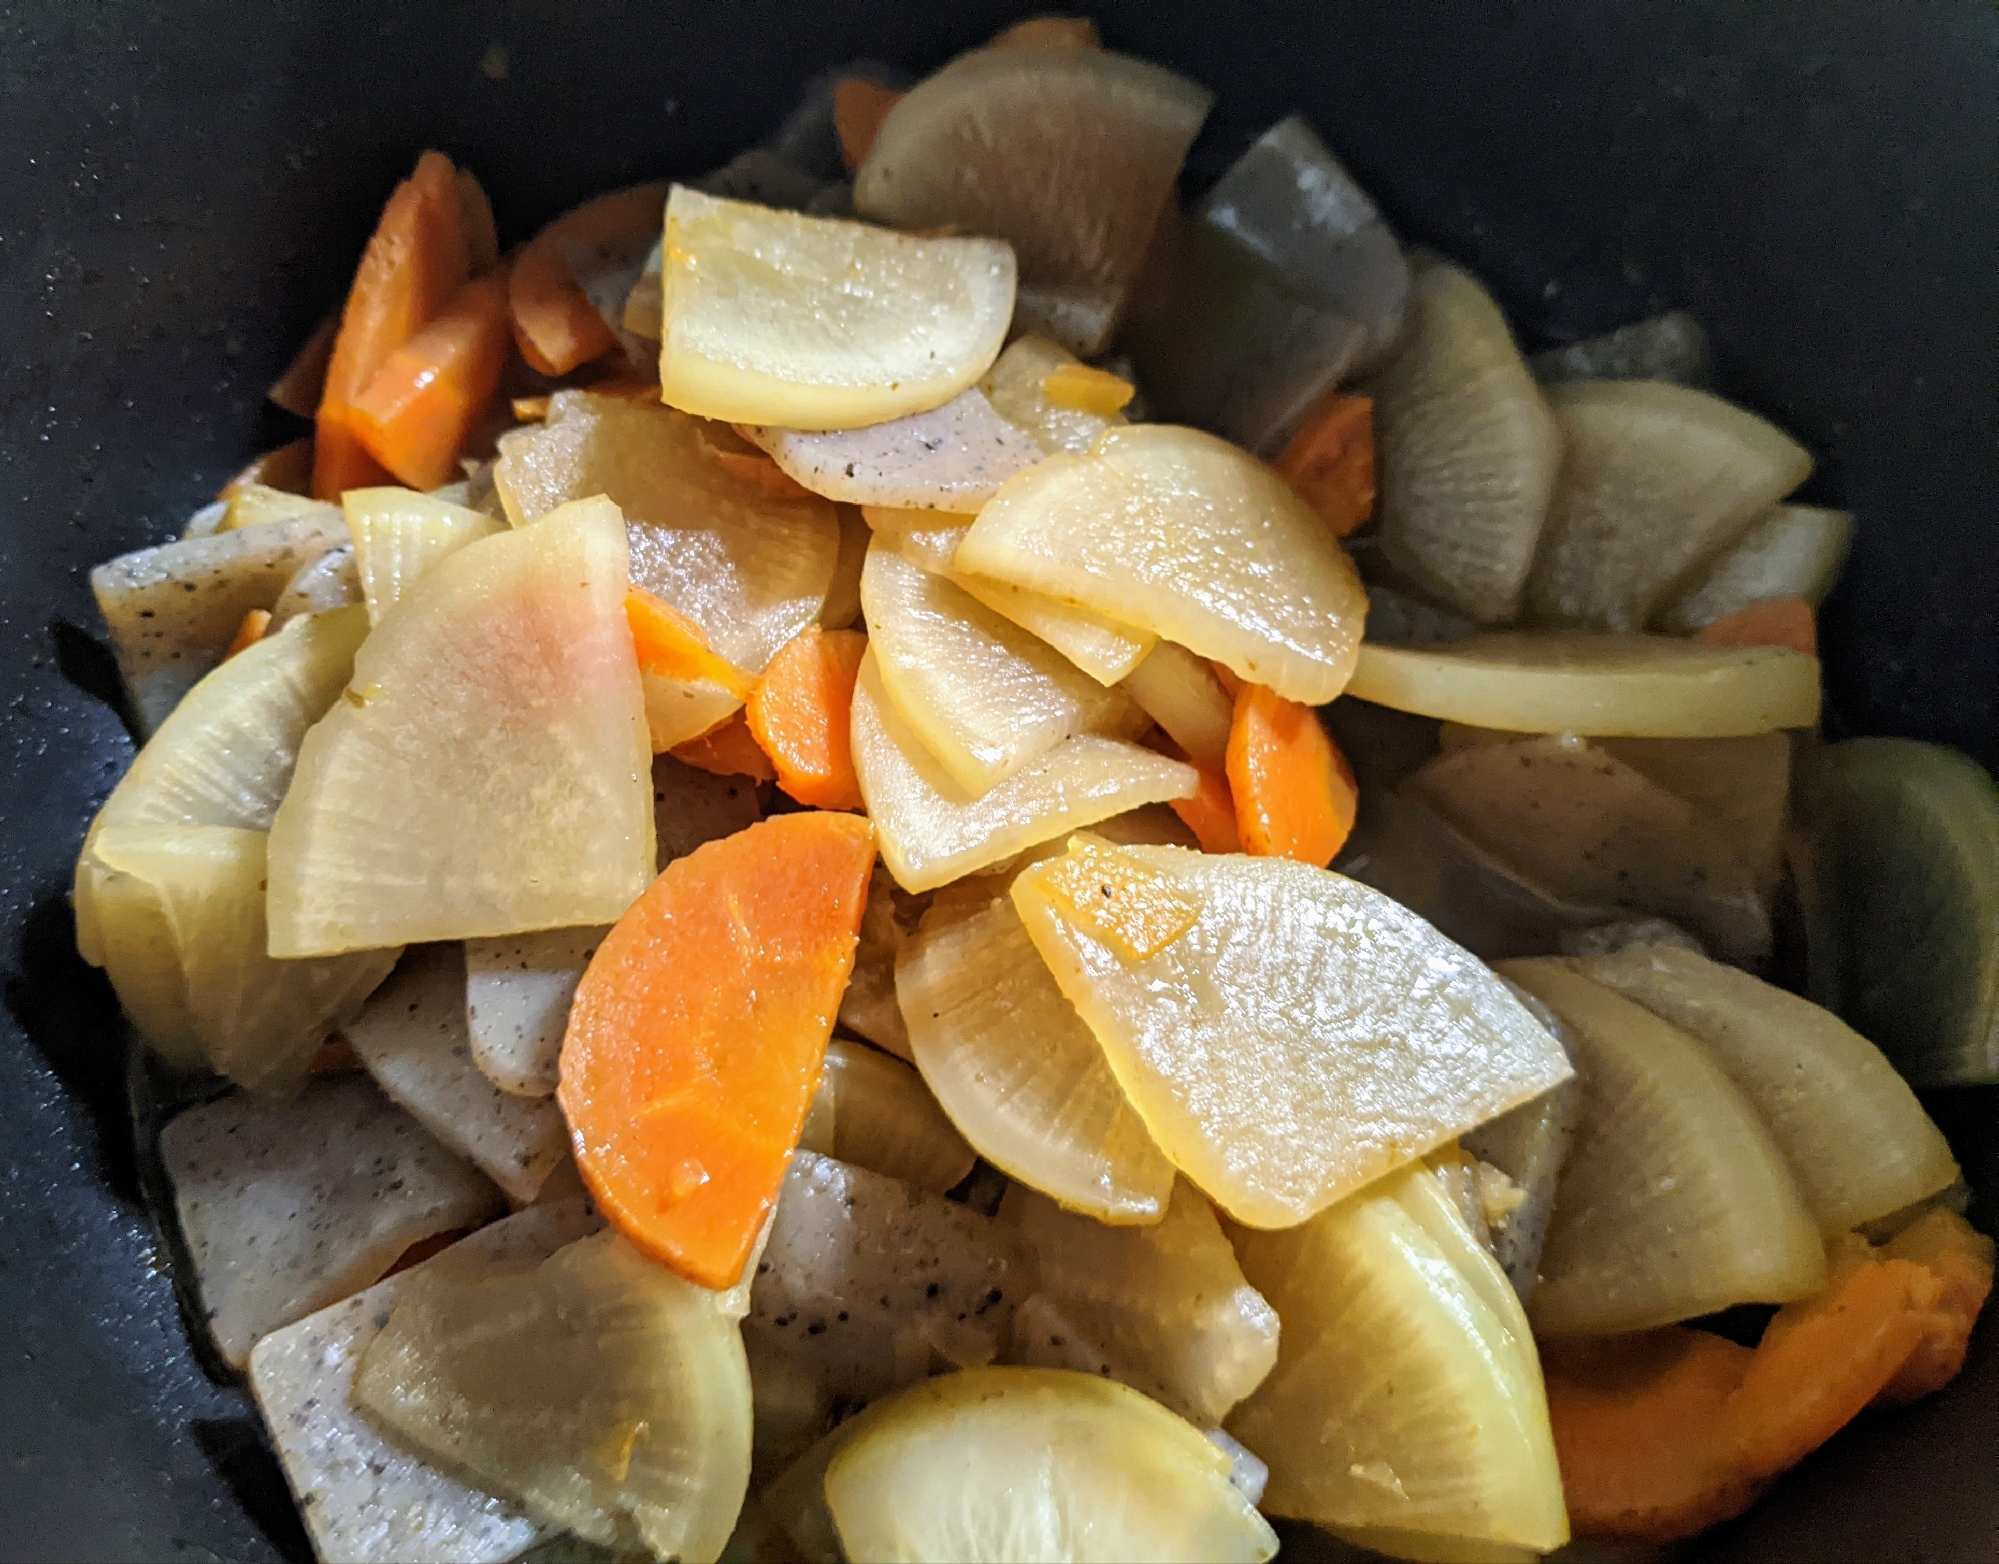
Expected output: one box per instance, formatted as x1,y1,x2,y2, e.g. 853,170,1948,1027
815,1038,976,1194
978,334,1130,457
343,485,503,625
463,926,608,1098
1661,502,1856,633
268,542,362,629
1530,310,1714,388
1119,639,1235,773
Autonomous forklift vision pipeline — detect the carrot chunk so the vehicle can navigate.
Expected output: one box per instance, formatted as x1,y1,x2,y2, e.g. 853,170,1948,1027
509,183,668,377
1875,1209,1996,1404
1273,393,1376,538
1225,683,1358,867
625,589,751,699
350,271,514,490
1692,596,1818,657
222,609,271,661
671,713,776,783
557,813,877,1288
745,629,868,810
269,316,338,419
833,79,904,173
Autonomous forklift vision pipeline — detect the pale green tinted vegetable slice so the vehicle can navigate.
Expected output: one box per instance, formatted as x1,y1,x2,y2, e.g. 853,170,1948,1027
1119,639,1235,773
1661,503,1855,632
1526,380,1813,630
825,1366,1277,1564
463,925,608,1097
1367,262,1560,624
1012,840,1573,1227
1803,737,1999,1085
343,486,503,625
354,1229,752,1562
817,1038,976,1194
1530,310,1713,388
1579,944,1960,1233
1227,1165,1567,1555
1347,632,1820,736
1498,960,1827,1336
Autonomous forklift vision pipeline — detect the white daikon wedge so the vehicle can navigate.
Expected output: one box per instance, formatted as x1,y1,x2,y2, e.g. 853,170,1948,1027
891,514,1154,686
1530,310,1714,389
1577,944,1960,1234
1011,838,1574,1227
268,542,363,629
463,925,608,1097
353,1228,753,1562
1367,262,1561,625
851,651,1196,892
862,544,1142,793
746,1150,1020,1406
855,47,1211,355
839,863,917,1060
1526,380,1814,630
1005,1181,1279,1423
739,386,1044,510
1346,632,1821,736
1497,959,1827,1336
161,1076,502,1368
247,1202,602,1564
826,1367,1276,1564
899,891,1176,1224
1403,735,1771,964
1227,1164,1567,1557
814,1038,977,1194
266,496,655,956
658,185,1016,428
979,334,1130,456
1661,502,1856,633
342,485,503,625
494,392,839,673
962,424,1369,703
345,946,569,1204
93,509,355,732
1119,639,1235,773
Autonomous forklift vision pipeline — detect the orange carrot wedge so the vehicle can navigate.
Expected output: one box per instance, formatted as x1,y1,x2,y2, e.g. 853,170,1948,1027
745,629,868,810
1226,683,1359,867
672,713,777,783
314,150,470,497
351,271,514,490
559,813,877,1288
455,168,501,275
510,183,668,377
222,609,271,661
1145,731,1239,852
218,437,315,500
1875,1210,1996,1403
1273,393,1376,538
626,589,751,699
1692,596,1818,657
269,316,338,418
834,79,904,172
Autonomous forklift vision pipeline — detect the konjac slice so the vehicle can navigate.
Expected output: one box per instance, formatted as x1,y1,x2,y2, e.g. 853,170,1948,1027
1366,262,1560,624
960,424,1370,703
266,497,655,956
463,925,608,1097
851,651,1196,892
813,1038,976,1194
342,485,502,624
269,543,364,628
854,48,1212,356
862,544,1141,794
1578,944,1960,1234
1661,503,1855,633
1011,839,1574,1227
899,891,1176,1223
824,1367,1276,1564
1498,959,1826,1336
658,186,1015,428
651,751,765,865
558,813,876,1289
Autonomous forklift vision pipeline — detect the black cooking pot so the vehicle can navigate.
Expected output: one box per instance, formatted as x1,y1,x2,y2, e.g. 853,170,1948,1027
1,2,1992,1558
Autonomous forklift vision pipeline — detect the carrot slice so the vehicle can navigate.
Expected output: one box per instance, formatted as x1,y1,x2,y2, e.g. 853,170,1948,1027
1143,731,1239,852
558,813,877,1287
745,629,868,810
455,168,501,275
510,183,668,377
626,589,751,699
1874,1209,1995,1404
1273,393,1376,538
313,150,470,498
1692,596,1818,657
351,271,514,490
1041,362,1136,416
269,316,338,418
218,437,315,500
671,713,777,783
222,609,271,661
833,79,904,173
1225,683,1358,867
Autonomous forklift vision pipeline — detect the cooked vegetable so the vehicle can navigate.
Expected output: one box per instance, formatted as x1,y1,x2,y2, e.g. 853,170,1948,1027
836,863,918,1059
1347,632,1821,736
833,76,903,170
658,186,1016,428
1530,310,1714,388
1013,838,1573,1226
819,503,869,630
960,424,1371,704
1498,960,1826,1336
1526,381,1813,631
1005,1181,1279,1423
509,182,668,375
899,890,1176,1223
1872,1209,1997,1402
269,542,364,628
558,813,875,1288
1693,595,1818,656
1462,1078,1576,1302
744,626,867,809
1226,683,1359,867
1273,393,1376,538
269,316,337,420
672,712,778,781
1120,640,1235,774
1228,1164,1568,1557
824,1367,1277,1564
851,651,1196,892
221,609,271,660
854,47,1211,355
1661,503,1855,633
1164,753,1243,855
353,1228,753,1561
1367,261,1560,624
342,485,503,625
625,585,751,753
219,481,333,534
979,333,1131,457
161,1076,501,1367
463,925,607,1097
351,271,512,490
813,1037,976,1194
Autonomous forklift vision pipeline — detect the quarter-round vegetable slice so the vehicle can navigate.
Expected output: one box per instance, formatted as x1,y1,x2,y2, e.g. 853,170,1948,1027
1661,503,1855,633
813,1038,976,1194
1367,262,1560,624
1498,960,1827,1336
1526,380,1813,631
959,424,1370,705
1578,944,1960,1233
1530,310,1713,388
979,333,1130,456
854,48,1212,356
1346,632,1820,736
1011,839,1574,1227
464,925,608,1097
1120,640,1235,774
823,1366,1277,1564
343,485,502,625
658,186,1016,428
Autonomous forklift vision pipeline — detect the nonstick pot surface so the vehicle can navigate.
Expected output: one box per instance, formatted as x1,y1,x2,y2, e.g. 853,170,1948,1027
1,3,1992,1560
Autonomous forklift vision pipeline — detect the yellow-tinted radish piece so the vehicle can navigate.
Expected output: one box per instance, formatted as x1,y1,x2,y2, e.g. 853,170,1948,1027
1662,503,1855,633
979,334,1130,456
